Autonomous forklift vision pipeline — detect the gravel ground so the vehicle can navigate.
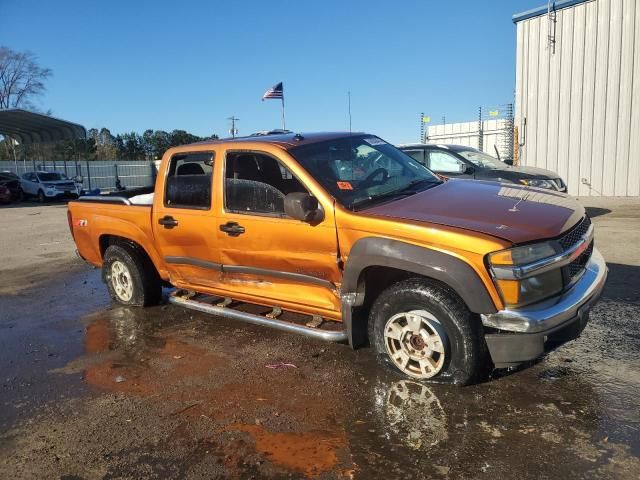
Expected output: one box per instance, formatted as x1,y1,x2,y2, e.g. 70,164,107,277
0,197,639,479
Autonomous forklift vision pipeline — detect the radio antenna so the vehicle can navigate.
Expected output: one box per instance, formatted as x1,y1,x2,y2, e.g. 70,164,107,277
348,91,352,135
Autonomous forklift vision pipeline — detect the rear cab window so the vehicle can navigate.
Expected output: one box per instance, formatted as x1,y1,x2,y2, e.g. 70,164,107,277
164,152,214,209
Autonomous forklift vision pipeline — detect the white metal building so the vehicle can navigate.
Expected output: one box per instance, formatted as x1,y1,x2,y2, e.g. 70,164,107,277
514,0,640,196
426,119,512,161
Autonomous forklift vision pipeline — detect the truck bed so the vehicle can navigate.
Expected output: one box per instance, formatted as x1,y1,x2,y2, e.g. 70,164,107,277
77,186,155,205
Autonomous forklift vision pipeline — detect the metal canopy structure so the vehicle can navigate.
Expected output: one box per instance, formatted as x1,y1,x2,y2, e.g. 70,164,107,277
0,109,86,145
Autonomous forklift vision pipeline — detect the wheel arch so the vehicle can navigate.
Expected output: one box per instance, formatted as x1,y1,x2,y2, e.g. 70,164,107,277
341,237,498,348
99,234,166,280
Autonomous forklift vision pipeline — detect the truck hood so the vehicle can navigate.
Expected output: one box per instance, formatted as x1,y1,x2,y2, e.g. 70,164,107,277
488,164,560,178
362,179,584,244
506,165,560,177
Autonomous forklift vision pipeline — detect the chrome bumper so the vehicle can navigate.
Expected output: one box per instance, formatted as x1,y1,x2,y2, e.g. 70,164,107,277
481,248,607,333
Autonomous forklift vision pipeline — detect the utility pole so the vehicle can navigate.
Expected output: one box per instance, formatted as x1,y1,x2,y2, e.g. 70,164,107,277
227,116,239,138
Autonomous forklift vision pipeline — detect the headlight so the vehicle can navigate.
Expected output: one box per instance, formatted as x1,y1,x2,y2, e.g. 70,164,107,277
520,178,555,190
488,241,563,307
489,242,557,266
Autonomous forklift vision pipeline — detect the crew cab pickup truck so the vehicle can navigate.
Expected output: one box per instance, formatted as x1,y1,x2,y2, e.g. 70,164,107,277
68,132,607,385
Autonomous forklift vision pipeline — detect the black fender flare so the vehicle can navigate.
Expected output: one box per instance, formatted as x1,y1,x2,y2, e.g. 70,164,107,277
341,237,498,347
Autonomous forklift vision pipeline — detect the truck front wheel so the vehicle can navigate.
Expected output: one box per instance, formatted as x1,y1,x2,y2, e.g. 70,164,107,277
368,278,490,385
103,244,162,307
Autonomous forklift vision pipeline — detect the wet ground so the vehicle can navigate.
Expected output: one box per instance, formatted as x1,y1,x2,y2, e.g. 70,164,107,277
1,199,639,479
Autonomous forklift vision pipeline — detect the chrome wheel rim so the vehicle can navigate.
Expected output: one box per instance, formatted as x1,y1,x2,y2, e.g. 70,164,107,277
111,261,133,301
383,309,447,379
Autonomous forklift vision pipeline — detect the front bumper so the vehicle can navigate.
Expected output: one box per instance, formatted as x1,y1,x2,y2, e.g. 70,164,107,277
481,248,607,367
45,190,79,198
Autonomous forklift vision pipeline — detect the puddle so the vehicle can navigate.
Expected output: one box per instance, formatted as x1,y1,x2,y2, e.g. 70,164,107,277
10,287,639,479
225,424,347,478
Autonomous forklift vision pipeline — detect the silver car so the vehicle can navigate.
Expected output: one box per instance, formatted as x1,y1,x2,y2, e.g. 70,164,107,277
21,171,81,202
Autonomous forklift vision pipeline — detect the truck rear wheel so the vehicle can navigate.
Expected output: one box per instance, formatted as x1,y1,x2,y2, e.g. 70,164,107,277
368,278,490,385
103,244,162,307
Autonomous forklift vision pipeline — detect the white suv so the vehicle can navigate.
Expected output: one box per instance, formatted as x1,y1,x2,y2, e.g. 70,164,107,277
21,171,82,202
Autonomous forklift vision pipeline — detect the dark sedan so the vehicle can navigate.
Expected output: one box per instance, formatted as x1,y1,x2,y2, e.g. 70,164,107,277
0,171,24,201
398,144,567,192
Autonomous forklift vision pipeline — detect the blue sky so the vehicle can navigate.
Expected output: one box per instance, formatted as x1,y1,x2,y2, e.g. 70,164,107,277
2,0,536,143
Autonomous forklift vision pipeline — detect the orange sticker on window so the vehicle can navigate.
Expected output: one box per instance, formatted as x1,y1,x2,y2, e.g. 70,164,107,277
337,181,353,190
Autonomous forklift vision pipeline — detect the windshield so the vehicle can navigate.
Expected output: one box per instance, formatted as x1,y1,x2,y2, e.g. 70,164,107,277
457,150,507,170
37,172,67,181
290,135,441,210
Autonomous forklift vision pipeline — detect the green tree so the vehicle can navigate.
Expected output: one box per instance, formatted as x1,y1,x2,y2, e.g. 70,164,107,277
169,129,201,147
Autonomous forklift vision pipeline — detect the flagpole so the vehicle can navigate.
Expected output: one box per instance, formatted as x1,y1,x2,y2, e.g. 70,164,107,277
281,95,286,130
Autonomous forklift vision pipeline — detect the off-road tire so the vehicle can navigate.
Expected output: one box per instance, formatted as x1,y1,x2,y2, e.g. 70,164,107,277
368,278,491,386
103,244,162,307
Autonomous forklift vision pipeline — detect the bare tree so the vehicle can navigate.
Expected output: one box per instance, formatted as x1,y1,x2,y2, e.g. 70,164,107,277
0,46,52,110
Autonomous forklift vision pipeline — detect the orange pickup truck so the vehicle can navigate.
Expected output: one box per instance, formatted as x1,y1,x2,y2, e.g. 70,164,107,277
68,132,607,385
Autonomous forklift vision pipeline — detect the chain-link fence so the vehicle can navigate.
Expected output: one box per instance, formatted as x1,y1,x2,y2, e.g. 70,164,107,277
0,159,157,192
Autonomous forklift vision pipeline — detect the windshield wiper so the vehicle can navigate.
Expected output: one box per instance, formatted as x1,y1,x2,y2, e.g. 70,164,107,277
400,178,441,191
350,178,441,210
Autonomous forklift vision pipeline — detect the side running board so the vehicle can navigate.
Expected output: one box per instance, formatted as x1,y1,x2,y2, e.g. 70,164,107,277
168,291,347,343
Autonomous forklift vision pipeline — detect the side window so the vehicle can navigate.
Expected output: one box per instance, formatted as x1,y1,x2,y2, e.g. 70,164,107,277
224,152,307,216
428,151,464,173
404,149,425,165
164,152,214,209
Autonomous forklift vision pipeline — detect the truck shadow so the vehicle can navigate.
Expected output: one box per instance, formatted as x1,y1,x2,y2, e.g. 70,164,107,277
602,262,640,303
585,206,612,218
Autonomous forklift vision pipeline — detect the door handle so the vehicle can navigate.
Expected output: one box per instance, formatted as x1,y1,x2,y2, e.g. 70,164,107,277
219,221,245,236
158,215,179,229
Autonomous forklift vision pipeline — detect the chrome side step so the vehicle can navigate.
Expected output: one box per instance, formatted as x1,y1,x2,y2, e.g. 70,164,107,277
168,293,347,343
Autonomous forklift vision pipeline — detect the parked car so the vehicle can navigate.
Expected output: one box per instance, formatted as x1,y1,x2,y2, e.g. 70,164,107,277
0,184,11,204
68,132,605,385
398,144,567,192
21,171,82,202
0,172,24,201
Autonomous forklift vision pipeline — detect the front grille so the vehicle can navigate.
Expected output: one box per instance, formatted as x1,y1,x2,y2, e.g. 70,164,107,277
54,183,76,191
559,215,593,286
565,242,593,280
559,216,591,250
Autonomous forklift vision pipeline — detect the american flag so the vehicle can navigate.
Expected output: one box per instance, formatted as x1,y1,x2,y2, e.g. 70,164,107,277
262,82,283,100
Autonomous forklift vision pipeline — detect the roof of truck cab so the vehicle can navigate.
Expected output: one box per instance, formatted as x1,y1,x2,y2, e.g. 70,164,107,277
189,131,367,150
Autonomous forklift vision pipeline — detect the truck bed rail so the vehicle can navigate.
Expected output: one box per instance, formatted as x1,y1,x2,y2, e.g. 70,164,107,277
77,195,132,205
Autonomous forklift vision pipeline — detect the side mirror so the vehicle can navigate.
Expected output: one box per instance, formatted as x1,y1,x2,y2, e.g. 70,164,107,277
464,165,475,175
73,175,84,183
504,159,514,166
284,192,324,224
